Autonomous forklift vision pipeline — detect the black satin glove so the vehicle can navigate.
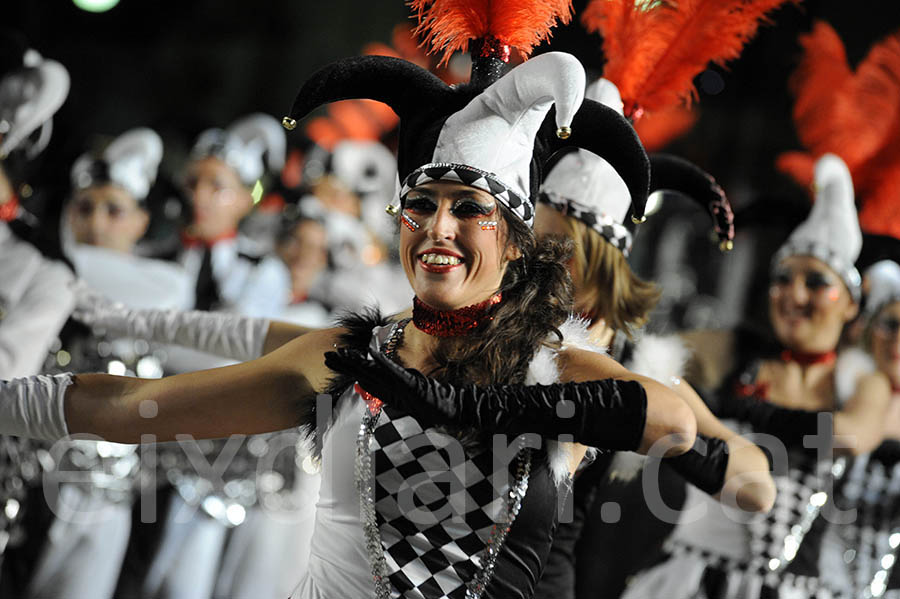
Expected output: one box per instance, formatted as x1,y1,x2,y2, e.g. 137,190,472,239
324,345,648,451
717,396,823,450
664,434,729,495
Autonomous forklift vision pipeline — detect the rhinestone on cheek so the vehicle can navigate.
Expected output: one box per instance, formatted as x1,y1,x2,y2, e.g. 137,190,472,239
401,212,420,232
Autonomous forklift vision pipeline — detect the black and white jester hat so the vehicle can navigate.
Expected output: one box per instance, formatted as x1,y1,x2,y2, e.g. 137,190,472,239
539,78,732,254
70,128,164,203
283,51,648,229
772,153,862,302
191,113,286,188
0,30,69,160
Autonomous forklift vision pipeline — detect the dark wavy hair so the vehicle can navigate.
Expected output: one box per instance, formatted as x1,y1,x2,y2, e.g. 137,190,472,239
427,203,575,385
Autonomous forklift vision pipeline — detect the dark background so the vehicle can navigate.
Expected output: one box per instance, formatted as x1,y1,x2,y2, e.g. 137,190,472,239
7,0,900,327
6,0,900,202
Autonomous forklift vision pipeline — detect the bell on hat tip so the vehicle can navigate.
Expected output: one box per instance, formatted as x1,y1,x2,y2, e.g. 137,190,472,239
556,126,572,140
385,203,400,216
281,117,297,131
631,214,647,224
719,240,734,252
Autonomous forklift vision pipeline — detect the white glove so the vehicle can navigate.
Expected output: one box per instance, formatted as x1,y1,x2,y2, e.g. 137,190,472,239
71,281,270,362
1,373,72,440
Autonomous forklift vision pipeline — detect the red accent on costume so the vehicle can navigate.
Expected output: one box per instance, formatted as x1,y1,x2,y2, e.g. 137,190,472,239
355,383,383,415
412,293,502,337
181,230,238,249
0,195,19,222
780,349,837,367
735,381,770,400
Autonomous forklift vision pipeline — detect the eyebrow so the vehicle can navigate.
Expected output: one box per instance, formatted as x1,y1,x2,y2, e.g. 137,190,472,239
408,187,494,202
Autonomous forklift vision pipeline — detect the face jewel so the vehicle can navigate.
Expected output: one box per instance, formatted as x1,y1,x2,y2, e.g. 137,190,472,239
478,221,497,232
401,212,420,232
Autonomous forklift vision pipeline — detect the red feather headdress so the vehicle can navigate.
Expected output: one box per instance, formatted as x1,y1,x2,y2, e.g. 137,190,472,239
583,0,798,121
410,0,573,65
777,21,900,238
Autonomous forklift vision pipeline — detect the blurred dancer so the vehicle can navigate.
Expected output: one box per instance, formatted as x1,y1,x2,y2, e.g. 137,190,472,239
624,154,891,598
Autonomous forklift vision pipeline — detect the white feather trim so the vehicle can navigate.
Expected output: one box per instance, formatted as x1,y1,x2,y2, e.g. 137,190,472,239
626,334,690,384
524,315,607,487
606,451,647,482
834,347,876,407
603,334,691,483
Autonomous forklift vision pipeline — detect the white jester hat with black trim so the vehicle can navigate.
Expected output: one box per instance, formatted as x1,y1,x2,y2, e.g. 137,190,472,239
70,128,164,203
539,78,734,256
773,153,863,302
284,51,651,228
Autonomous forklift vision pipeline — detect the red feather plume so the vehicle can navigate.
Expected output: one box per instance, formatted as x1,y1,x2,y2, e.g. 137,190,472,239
779,21,900,237
410,0,574,65
583,0,798,117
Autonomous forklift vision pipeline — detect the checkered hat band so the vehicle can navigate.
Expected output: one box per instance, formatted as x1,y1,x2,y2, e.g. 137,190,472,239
773,241,862,303
371,404,521,597
401,163,534,227
539,192,633,256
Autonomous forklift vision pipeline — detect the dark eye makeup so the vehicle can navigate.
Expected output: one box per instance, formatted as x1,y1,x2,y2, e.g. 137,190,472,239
404,196,437,213
876,317,900,336
771,268,836,291
451,198,496,218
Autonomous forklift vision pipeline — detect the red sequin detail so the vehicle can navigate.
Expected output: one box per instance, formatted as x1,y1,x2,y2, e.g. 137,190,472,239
478,36,511,62
0,195,19,222
412,294,502,337
355,383,382,415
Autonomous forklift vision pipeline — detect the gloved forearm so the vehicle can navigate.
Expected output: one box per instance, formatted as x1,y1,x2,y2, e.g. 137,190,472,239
73,282,269,362
664,433,729,495
719,397,820,449
1,373,72,440
326,347,648,451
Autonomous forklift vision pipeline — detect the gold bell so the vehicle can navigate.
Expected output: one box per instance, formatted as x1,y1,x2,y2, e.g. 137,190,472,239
282,116,297,131
556,126,572,139
719,239,734,252
385,203,400,216
631,214,647,224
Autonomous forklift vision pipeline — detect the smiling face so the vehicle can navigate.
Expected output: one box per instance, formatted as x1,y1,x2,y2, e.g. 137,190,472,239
869,302,900,388
399,181,520,310
768,255,858,352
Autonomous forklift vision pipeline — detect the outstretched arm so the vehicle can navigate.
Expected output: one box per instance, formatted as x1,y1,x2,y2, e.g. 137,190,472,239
326,343,697,457
3,328,340,444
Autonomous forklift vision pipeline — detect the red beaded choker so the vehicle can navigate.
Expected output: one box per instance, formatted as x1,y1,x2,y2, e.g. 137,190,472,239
412,294,502,337
780,349,837,366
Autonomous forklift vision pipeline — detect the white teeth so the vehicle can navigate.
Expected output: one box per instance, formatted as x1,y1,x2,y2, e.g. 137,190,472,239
420,253,461,265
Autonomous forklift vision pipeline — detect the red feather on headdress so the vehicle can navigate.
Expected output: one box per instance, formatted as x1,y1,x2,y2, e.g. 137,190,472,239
410,0,574,65
583,0,798,118
778,22,900,237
